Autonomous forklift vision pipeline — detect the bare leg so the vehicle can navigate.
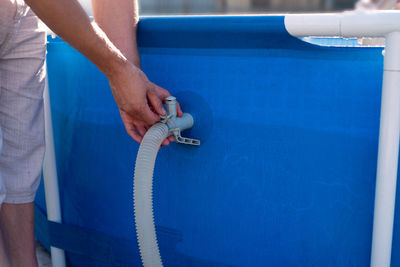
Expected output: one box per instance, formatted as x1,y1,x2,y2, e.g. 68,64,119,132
0,202,38,267
0,220,11,267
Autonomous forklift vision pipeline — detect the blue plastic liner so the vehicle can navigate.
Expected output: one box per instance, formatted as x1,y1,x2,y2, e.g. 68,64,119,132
35,15,396,266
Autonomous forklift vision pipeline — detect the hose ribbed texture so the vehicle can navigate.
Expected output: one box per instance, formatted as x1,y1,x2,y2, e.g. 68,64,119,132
134,123,169,267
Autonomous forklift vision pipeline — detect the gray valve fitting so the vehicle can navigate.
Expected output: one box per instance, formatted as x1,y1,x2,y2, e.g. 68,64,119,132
160,96,200,146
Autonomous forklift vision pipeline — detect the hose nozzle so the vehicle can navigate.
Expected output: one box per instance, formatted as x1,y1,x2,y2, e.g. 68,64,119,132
160,96,200,146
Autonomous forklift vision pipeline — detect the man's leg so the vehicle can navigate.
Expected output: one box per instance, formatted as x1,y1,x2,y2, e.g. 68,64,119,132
0,2,46,266
0,1,14,262
0,223,11,267
0,203,37,267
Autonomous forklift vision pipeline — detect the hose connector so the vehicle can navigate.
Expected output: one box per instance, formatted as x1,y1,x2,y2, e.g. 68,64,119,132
160,96,200,146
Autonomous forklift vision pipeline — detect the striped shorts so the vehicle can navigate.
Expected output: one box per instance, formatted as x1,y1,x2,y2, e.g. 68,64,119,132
0,0,46,205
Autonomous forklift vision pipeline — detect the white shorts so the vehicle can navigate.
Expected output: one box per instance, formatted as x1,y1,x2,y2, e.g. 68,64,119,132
0,0,46,204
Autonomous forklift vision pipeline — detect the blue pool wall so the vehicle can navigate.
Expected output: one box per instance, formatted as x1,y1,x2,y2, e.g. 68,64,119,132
35,15,400,266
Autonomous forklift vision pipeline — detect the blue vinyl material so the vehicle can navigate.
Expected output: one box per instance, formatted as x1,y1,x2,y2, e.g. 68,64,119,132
35,15,397,266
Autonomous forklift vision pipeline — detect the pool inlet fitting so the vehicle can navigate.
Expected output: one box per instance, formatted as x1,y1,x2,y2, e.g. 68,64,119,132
133,96,199,267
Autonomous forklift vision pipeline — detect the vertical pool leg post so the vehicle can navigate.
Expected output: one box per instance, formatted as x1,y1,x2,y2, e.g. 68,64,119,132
371,31,400,267
43,76,66,267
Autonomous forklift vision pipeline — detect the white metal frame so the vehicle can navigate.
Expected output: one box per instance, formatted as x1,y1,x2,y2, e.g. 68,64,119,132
43,75,66,267
286,10,400,267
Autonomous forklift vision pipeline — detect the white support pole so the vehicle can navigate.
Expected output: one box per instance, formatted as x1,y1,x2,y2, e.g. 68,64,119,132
43,74,66,267
370,31,400,267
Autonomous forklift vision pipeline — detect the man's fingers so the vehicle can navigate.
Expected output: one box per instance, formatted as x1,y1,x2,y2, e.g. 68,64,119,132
161,139,170,146
152,84,183,117
134,103,160,126
154,84,170,100
119,114,142,143
136,125,147,137
176,101,183,117
160,136,174,147
147,88,166,116
127,128,143,143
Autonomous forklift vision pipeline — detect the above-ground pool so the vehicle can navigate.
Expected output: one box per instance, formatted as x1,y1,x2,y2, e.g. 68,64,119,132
34,15,396,266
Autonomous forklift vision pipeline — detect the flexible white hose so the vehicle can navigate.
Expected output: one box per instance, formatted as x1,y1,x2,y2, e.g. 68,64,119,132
134,123,169,267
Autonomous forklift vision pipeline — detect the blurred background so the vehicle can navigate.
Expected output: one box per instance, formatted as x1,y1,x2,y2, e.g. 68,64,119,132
138,0,358,14
78,0,359,16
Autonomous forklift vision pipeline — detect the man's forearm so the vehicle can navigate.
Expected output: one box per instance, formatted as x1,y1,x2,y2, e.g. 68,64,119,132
92,0,141,67
25,0,175,141
25,0,127,79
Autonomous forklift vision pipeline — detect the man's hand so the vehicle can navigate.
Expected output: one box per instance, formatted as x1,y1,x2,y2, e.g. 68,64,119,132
24,0,182,145
108,61,182,145
92,0,183,145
